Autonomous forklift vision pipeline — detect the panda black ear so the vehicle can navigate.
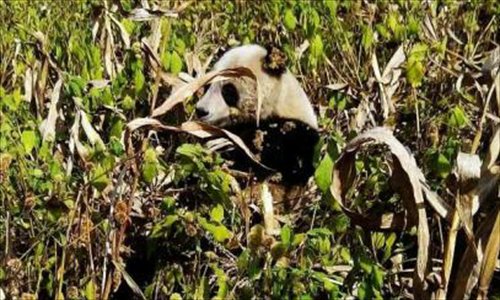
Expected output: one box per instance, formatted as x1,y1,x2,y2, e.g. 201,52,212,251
262,45,287,77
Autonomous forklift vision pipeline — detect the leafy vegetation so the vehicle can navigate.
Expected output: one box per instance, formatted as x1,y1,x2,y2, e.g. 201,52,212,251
1,1,499,299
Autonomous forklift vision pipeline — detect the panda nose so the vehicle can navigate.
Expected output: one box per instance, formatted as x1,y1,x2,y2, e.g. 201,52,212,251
195,107,209,118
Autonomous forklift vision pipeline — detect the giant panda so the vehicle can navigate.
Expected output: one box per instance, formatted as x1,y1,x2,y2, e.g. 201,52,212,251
195,44,319,186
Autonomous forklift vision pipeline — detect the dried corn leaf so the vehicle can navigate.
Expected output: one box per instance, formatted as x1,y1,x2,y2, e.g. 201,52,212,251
451,204,500,299
39,78,63,142
108,13,130,49
126,118,274,171
127,7,177,21
382,46,405,82
454,152,482,244
330,127,430,297
79,110,105,148
483,125,499,172
325,82,348,91
371,47,405,119
477,206,500,299
24,68,33,102
112,260,146,300
261,183,278,235
152,67,257,117
69,109,88,161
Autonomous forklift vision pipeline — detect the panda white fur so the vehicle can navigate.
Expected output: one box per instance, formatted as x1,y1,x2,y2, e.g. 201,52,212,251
196,44,319,185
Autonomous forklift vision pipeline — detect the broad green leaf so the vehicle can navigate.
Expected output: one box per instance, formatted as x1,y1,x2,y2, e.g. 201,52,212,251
371,232,385,250
448,106,469,128
142,162,158,183
436,153,451,178
408,43,429,63
281,225,292,247
407,15,420,35
85,280,96,300
194,276,209,300
271,242,287,259
315,154,334,193
109,137,124,157
170,293,182,300
362,25,374,51
376,23,391,39
372,266,384,289
21,130,38,153
91,165,110,191
170,51,183,74
3,89,22,111
325,0,338,17
210,204,224,223
121,95,135,111
359,255,373,273
310,34,324,60
292,233,306,247
213,225,232,242
406,60,425,87
174,38,186,55
406,43,428,87
161,51,172,70
284,9,297,30
134,68,145,94
109,118,124,138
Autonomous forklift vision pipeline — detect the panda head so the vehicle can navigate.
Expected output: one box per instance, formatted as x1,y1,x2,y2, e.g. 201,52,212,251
195,45,318,130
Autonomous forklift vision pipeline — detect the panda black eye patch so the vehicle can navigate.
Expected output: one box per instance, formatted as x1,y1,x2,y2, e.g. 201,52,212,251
221,83,239,107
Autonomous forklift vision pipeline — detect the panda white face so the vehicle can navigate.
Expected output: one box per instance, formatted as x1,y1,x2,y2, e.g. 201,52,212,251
195,44,318,129
195,45,264,126
196,76,259,126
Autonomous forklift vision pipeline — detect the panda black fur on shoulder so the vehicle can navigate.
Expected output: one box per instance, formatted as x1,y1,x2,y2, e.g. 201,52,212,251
196,44,319,185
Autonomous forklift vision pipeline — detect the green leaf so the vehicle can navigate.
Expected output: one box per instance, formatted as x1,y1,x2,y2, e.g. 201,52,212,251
91,165,110,191
213,225,232,242
210,204,224,223
134,68,145,94
170,51,183,74
362,25,374,51
194,276,209,300
142,162,158,184
375,23,391,40
174,38,186,55
407,15,420,36
315,154,334,193
436,153,451,178
21,130,38,153
271,242,287,259
310,34,324,60
109,118,124,138
121,95,135,111
199,216,233,242
408,43,429,64
151,215,179,238
371,232,385,250
406,60,425,87
281,225,292,247
109,137,124,157
284,9,297,30
170,293,182,300
142,148,159,183
325,0,338,17
85,280,96,300
3,89,22,111
359,255,373,273
372,266,384,289
290,234,304,248
448,106,469,128
406,43,428,87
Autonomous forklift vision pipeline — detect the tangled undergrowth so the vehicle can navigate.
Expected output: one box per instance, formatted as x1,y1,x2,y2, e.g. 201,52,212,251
1,1,499,299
